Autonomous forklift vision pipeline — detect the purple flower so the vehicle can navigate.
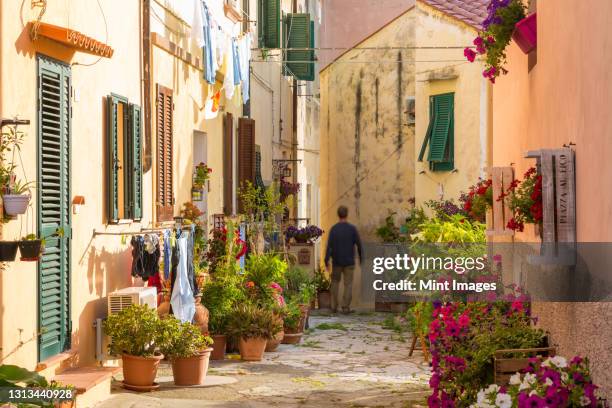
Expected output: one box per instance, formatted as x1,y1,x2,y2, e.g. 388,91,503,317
473,37,486,54
525,395,546,408
464,47,477,62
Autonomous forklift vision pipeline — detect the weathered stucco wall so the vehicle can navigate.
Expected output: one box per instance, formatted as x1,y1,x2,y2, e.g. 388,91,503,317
0,0,144,368
320,9,416,244
491,0,612,396
415,2,490,210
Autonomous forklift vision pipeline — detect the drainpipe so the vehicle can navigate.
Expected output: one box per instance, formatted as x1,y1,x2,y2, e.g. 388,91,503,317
142,0,152,173
291,0,298,219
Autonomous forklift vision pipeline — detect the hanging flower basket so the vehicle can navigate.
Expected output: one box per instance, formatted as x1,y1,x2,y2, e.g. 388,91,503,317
3,194,31,216
0,241,18,262
18,239,44,261
512,13,537,54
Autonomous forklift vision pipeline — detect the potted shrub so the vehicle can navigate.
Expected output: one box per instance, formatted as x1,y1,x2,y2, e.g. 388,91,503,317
0,241,18,262
281,300,303,344
18,234,43,261
3,180,35,216
104,304,169,390
227,304,282,361
201,278,243,360
314,268,331,310
159,317,214,386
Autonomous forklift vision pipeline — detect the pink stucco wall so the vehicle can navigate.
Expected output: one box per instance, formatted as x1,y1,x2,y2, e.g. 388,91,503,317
319,0,415,69
492,0,612,398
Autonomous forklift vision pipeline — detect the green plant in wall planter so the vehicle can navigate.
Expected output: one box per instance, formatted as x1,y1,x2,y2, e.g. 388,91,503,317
18,228,64,262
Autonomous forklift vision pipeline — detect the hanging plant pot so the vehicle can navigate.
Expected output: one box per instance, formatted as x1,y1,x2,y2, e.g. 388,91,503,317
3,194,31,216
0,241,19,262
18,240,43,261
512,13,537,54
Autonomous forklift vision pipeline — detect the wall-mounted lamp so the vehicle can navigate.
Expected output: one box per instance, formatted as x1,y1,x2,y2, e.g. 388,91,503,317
419,170,426,175
72,195,85,214
0,118,30,128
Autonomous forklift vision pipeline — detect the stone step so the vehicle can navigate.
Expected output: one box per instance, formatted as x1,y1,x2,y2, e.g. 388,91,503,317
35,349,79,378
52,366,120,408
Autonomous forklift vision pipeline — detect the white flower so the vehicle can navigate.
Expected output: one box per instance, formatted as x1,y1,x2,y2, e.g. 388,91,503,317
550,356,568,368
580,396,592,407
495,393,512,408
519,381,530,391
545,378,553,387
509,373,522,385
529,390,538,396
561,372,569,383
542,358,552,367
524,373,537,384
477,390,487,403
486,384,500,394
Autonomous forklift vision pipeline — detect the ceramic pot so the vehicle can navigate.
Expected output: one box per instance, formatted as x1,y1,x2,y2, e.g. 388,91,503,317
512,13,537,53
3,194,30,216
171,348,213,386
265,330,284,352
0,241,18,262
121,353,163,388
281,332,303,344
238,337,267,361
210,334,226,360
157,293,171,318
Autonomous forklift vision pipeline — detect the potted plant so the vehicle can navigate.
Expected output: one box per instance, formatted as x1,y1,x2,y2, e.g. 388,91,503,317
18,234,43,261
313,268,331,310
159,316,214,386
227,303,282,361
284,225,323,244
459,178,493,223
503,167,542,232
281,300,303,344
193,162,212,189
104,304,169,390
463,0,527,82
3,179,35,216
0,241,18,262
512,12,537,54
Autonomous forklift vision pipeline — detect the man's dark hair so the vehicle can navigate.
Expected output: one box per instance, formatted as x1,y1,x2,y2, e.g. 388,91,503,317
337,205,348,219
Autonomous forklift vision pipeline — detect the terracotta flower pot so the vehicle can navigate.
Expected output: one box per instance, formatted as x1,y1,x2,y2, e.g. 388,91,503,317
157,293,171,318
210,334,227,360
281,332,303,344
121,353,164,388
265,330,284,352
0,241,18,262
171,348,213,386
238,337,267,361
317,290,331,309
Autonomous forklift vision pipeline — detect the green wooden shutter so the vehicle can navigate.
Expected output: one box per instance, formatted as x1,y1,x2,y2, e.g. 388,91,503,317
258,0,281,48
37,55,71,361
303,20,316,81
427,93,453,162
106,94,128,222
418,97,435,162
130,104,143,220
284,13,312,80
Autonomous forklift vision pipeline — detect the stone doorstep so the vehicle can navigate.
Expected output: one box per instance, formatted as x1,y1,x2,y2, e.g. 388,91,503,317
52,366,121,394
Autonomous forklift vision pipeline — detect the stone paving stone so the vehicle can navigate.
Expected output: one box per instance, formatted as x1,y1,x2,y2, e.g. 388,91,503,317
96,313,431,407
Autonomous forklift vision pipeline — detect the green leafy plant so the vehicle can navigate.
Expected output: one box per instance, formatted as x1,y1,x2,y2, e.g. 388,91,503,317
201,276,244,334
282,299,303,332
376,211,402,243
406,302,434,337
313,268,331,292
158,317,213,359
504,167,542,232
226,303,283,340
193,162,212,188
103,304,170,357
0,364,48,387
7,179,36,195
411,214,486,243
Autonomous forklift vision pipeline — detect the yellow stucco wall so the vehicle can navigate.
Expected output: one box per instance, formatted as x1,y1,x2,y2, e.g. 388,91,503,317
0,0,145,368
414,1,490,210
320,10,416,243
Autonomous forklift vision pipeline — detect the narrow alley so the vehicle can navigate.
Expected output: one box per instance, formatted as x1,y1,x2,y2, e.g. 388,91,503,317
97,313,430,408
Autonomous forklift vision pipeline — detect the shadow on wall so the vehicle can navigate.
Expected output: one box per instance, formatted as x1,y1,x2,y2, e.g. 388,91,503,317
85,244,133,297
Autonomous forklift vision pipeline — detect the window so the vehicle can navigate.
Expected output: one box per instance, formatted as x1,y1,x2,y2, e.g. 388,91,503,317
283,14,315,81
406,96,415,125
107,94,142,222
156,85,174,221
223,113,234,215
258,0,281,49
418,92,454,172
237,117,256,214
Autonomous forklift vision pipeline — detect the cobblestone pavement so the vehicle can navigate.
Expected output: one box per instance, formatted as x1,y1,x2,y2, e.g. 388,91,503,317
96,312,431,408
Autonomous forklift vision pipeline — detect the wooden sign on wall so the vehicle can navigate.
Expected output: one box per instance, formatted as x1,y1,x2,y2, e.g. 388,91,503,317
526,148,576,264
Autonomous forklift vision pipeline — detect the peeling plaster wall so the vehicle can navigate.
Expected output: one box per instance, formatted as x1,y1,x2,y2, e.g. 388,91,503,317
320,10,416,247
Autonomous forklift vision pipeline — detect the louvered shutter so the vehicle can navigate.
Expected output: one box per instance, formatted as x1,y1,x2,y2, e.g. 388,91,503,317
37,56,71,361
106,95,121,222
238,117,256,212
223,113,234,215
427,93,453,162
130,104,143,220
284,13,313,80
258,0,281,49
156,85,174,221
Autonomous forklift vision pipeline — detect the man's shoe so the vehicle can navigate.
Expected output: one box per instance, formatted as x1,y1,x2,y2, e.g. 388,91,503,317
341,307,355,314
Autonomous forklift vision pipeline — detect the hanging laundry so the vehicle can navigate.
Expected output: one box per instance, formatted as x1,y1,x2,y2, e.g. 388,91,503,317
194,0,216,84
204,90,221,119
163,229,172,280
215,28,226,68
223,36,236,99
239,34,252,103
130,235,160,282
191,0,205,48
171,235,196,323
232,37,242,86
187,225,197,294
209,16,219,75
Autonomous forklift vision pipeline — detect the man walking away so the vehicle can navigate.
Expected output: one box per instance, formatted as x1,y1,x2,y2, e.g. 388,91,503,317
325,205,363,314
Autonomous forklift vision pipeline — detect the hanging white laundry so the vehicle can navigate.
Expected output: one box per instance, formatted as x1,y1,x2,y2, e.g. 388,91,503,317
170,236,196,323
223,36,236,100
209,18,219,75
239,34,252,103
191,0,205,48
216,29,226,68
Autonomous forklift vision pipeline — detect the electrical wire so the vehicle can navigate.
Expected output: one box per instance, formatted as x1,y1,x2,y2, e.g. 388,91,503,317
71,0,107,67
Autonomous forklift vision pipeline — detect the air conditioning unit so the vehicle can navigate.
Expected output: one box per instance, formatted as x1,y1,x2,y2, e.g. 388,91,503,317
107,286,158,315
